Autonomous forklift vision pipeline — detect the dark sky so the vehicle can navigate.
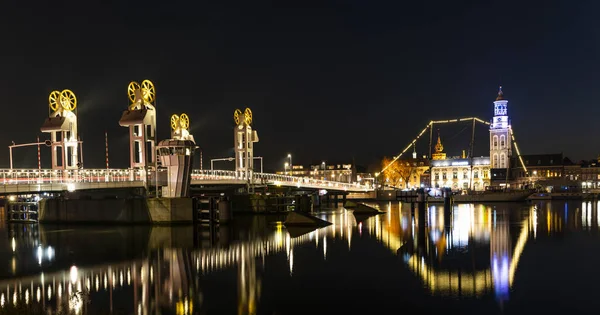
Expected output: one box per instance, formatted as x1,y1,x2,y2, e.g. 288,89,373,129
0,0,598,172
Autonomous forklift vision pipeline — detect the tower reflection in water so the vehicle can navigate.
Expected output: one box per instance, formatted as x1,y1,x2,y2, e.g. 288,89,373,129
0,200,593,314
394,202,525,301
385,199,592,303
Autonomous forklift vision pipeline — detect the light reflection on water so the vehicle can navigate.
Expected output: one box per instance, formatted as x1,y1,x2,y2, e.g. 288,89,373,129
0,201,599,313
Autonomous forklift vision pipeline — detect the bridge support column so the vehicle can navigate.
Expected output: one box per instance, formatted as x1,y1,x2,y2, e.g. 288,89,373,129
313,193,321,209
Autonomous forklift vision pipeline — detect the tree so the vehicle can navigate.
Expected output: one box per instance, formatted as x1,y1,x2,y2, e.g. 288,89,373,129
381,157,417,189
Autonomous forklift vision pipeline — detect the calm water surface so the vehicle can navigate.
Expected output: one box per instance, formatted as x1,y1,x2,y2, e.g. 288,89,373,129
0,201,599,314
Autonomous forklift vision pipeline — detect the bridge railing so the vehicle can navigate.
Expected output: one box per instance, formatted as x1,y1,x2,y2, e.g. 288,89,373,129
0,168,373,191
0,169,146,185
190,169,372,191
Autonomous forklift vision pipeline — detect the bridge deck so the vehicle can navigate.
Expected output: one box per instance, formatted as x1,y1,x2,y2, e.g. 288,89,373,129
0,169,373,194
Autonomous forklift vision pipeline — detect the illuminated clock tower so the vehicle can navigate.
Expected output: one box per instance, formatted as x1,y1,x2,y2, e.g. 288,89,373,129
489,86,512,169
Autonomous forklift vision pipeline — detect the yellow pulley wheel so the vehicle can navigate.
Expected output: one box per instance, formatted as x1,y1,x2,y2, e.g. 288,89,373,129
49,91,61,111
179,113,190,130
141,80,155,103
127,81,140,103
244,108,252,126
60,89,77,111
171,114,180,130
234,109,242,126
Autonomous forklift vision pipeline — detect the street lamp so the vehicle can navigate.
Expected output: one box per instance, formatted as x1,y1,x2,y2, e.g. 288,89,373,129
287,154,292,176
321,161,326,179
284,162,289,175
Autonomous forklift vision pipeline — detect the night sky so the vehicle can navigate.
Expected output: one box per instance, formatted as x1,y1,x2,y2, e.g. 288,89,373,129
0,0,598,172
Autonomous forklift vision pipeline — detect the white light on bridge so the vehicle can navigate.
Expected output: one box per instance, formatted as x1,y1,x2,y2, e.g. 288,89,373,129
66,183,76,192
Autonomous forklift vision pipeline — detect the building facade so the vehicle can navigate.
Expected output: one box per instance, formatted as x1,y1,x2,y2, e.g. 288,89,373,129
489,88,511,169
509,154,578,189
276,161,357,183
386,157,430,190
428,88,508,192
580,159,600,189
430,156,491,191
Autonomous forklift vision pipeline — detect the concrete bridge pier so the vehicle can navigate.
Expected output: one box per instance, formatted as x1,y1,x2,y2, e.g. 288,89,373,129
312,193,321,209
320,191,347,209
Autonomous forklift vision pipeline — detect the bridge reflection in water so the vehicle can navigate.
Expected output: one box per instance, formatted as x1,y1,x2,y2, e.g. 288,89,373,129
0,200,595,314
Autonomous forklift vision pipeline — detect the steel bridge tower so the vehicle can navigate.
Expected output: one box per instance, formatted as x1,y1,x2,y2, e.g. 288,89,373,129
40,89,82,170
233,108,259,180
119,80,157,184
157,113,197,198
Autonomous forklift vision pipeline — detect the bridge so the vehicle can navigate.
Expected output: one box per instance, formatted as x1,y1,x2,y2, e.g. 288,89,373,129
0,169,370,194
6,80,373,197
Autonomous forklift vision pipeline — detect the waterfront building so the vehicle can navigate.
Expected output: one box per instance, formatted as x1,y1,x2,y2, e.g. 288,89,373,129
308,161,354,182
579,158,600,189
509,153,579,190
386,157,430,189
429,133,491,191
276,161,358,183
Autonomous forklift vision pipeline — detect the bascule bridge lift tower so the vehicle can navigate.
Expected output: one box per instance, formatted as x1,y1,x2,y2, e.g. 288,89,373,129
233,108,259,190
119,80,157,188
156,113,197,198
40,89,82,170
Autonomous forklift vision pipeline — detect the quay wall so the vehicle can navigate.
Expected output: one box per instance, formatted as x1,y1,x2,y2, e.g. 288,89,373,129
38,197,194,224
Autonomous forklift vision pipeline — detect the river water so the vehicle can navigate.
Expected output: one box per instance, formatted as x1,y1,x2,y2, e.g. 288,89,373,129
0,201,599,314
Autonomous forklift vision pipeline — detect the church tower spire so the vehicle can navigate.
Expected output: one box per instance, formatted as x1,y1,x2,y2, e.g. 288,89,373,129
496,85,504,101
432,130,447,160
490,86,512,169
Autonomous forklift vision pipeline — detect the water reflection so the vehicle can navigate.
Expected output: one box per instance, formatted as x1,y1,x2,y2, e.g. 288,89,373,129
0,201,598,313
362,200,593,304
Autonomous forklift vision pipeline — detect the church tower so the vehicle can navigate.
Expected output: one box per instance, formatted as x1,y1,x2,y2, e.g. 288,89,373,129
432,130,447,160
489,86,512,169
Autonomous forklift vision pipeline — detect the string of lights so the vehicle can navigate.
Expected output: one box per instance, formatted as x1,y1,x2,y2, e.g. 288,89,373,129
378,117,527,176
